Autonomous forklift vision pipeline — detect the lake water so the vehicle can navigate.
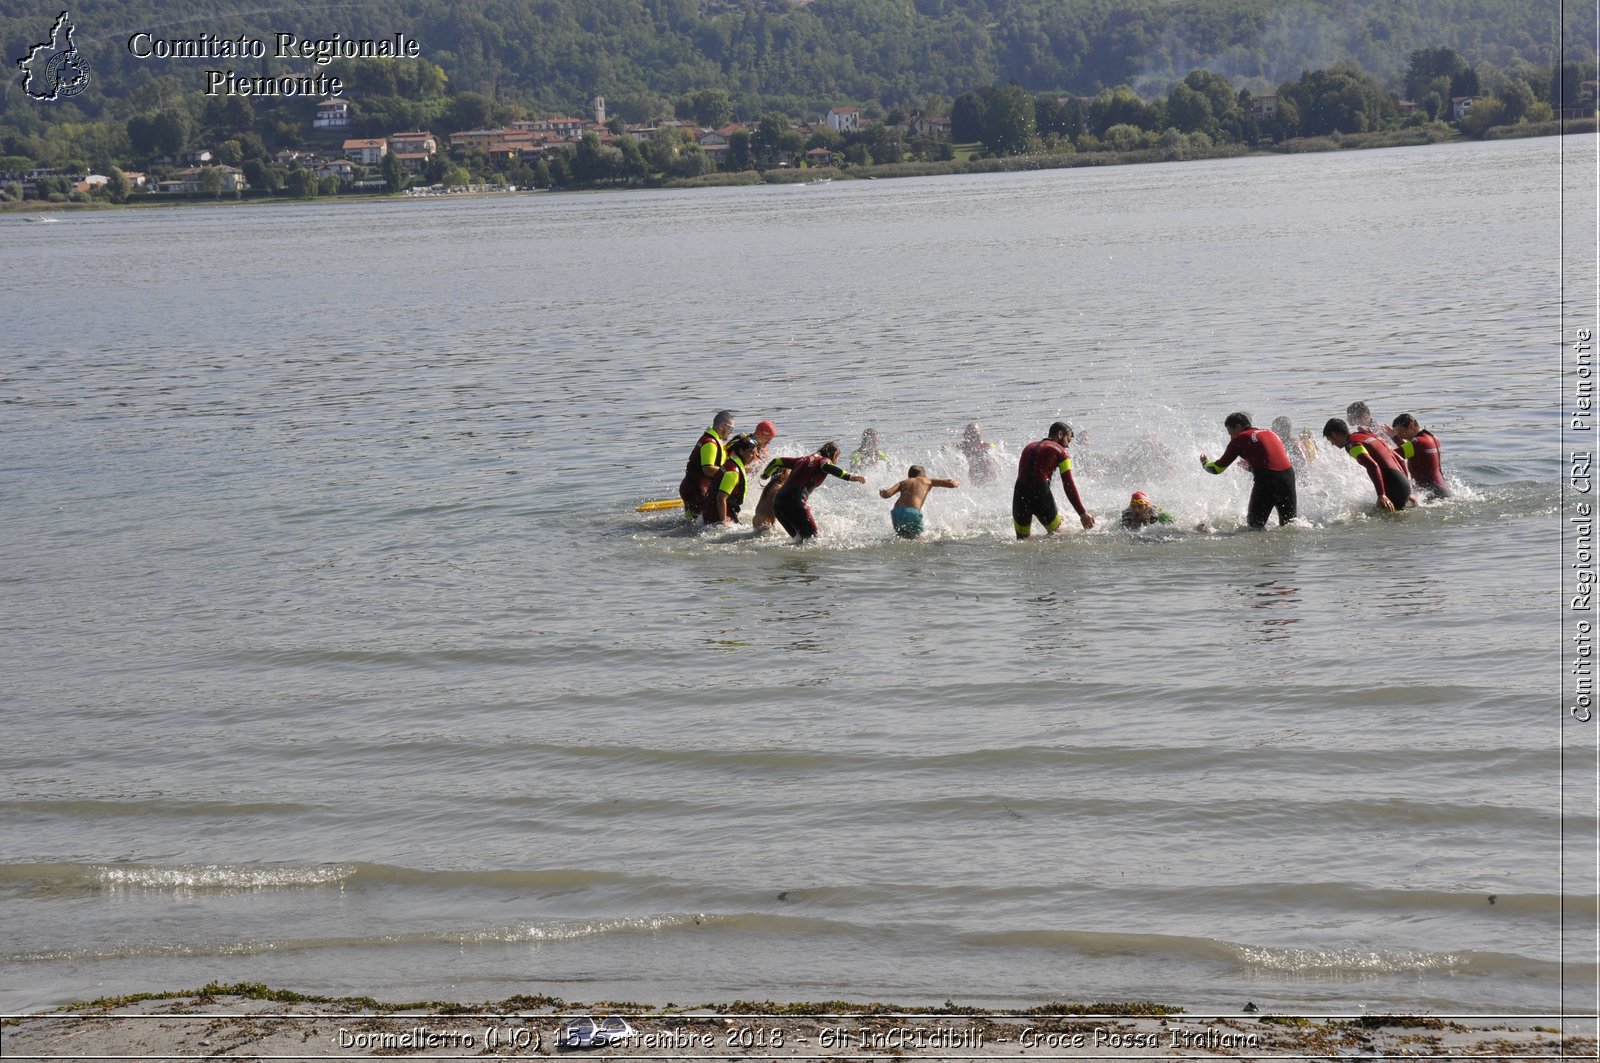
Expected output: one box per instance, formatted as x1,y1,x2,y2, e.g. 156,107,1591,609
1,135,1595,1018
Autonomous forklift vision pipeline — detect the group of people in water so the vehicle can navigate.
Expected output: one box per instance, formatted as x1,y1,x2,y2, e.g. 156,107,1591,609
674,401,1449,541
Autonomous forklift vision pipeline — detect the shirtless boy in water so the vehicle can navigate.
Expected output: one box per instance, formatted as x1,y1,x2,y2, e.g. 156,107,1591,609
878,466,959,538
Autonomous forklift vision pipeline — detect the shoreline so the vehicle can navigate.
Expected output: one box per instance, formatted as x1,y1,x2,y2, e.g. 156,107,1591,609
2,988,1595,1060
5,120,1591,216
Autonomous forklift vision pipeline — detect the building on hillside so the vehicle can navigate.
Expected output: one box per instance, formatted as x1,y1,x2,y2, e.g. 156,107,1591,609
1450,95,1480,120
342,138,388,164
157,166,248,193
593,95,606,124
313,99,352,129
314,158,355,183
827,107,860,133
1248,94,1278,122
390,132,437,156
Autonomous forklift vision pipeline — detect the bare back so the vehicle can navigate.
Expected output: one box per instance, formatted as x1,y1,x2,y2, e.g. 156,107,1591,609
881,474,957,510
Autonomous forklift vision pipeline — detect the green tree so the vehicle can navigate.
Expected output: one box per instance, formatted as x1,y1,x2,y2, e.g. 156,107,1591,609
286,167,318,198
382,150,406,192
105,166,131,203
197,166,225,198
444,93,498,132
242,158,275,193
1165,83,1213,135
616,135,648,182
679,87,733,128
726,130,752,171
1405,46,1476,103
1280,64,1395,136
1458,97,1505,137
950,87,992,142
980,83,1036,155
1088,86,1159,136
1499,79,1537,124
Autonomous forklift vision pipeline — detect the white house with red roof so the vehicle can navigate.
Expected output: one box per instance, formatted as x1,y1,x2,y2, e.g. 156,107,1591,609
342,138,388,164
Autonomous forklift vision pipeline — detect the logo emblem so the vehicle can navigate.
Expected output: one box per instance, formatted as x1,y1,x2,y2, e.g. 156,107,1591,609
19,11,90,101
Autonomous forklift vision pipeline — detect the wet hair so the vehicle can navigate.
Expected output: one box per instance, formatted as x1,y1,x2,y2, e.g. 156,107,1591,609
1270,416,1292,434
1223,411,1252,431
729,434,757,454
1322,417,1350,439
1392,413,1418,429
818,441,840,459
713,409,735,428
1048,420,1073,438
1345,401,1371,422
907,465,925,477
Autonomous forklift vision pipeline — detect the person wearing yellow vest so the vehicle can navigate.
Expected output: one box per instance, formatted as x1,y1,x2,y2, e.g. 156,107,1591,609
678,410,734,516
703,435,760,526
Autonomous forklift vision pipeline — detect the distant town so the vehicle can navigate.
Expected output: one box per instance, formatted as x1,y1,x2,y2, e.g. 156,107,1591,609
5,48,1596,206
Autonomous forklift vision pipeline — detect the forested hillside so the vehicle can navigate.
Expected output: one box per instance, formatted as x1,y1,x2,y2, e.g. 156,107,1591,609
4,0,1591,129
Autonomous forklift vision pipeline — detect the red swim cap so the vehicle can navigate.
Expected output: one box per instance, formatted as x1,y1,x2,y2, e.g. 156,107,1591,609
756,420,777,438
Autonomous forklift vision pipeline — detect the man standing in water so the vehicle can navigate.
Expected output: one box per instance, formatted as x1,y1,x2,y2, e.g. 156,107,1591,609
768,441,867,539
1013,421,1095,539
1322,416,1411,512
1390,413,1450,499
1199,412,1297,528
678,410,734,516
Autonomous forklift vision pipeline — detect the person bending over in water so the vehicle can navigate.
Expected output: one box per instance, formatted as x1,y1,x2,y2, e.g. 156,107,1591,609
767,441,867,540
1390,413,1450,499
1323,417,1411,512
879,466,959,539
751,461,788,533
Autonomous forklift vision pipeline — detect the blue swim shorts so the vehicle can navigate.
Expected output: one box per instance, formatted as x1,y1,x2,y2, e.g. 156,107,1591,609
891,506,925,539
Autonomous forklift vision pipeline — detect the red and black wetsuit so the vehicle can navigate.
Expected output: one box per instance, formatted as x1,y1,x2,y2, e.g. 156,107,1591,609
1203,427,1297,528
678,426,727,515
700,456,750,524
1012,438,1086,537
1343,429,1412,508
1398,429,1449,498
771,454,852,538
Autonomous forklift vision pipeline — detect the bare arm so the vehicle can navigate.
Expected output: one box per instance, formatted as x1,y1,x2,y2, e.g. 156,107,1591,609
879,480,905,500
931,477,959,489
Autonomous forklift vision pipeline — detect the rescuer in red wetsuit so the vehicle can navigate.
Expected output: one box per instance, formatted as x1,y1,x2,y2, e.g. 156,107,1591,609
1390,413,1450,499
1012,421,1095,538
678,410,734,516
766,441,866,539
1200,411,1297,528
1323,417,1412,512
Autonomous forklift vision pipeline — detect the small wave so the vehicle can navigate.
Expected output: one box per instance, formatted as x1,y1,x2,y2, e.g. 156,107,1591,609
1231,943,1468,974
96,863,357,892
2,911,867,965
0,862,355,897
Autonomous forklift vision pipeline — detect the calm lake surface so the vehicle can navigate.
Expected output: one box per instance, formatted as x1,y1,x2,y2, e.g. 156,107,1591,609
1,135,1594,1016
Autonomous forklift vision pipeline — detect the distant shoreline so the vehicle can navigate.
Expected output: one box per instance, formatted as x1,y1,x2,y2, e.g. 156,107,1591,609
4,119,1591,216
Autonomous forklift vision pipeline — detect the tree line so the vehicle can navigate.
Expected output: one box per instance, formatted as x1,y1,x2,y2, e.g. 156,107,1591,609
3,44,1592,203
